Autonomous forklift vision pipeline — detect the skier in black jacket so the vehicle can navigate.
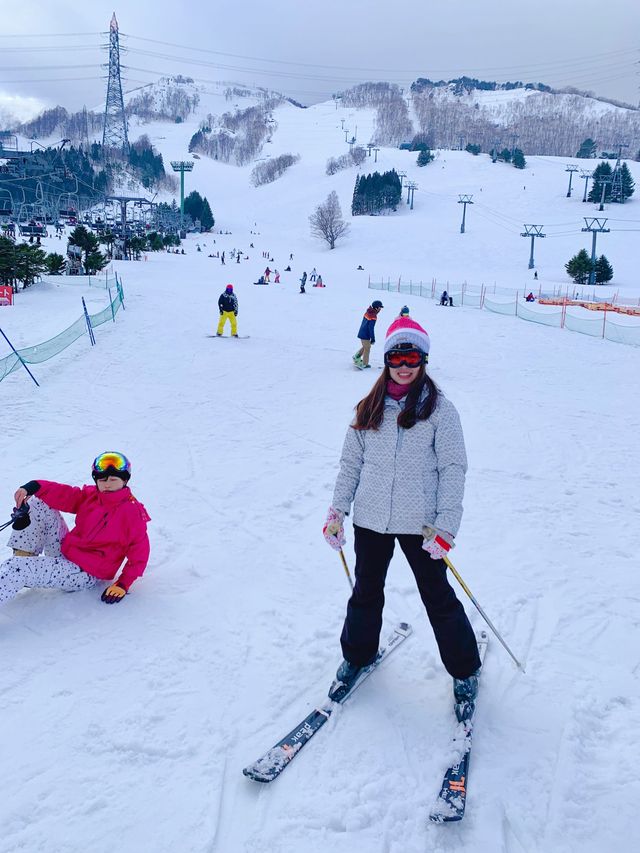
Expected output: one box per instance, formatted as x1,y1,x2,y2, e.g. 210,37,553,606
217,284,239,337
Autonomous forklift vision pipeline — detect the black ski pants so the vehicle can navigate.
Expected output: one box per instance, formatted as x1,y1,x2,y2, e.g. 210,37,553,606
340,526,481,679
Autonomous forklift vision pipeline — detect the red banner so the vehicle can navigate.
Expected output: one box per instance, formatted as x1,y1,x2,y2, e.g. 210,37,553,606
0,285,13,306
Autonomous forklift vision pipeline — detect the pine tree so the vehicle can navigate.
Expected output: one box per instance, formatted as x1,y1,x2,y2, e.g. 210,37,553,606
200,197,214,231
68,225,106,275
0,236,16,286
618,163,635,201
14,244,48,287
565,249,593,284
576,138,597,159
512,148,526,169
184,191,204,223
417,149,434,167
588,162,613,203
351,175,361,216
45,252,67,275
594,254,613,284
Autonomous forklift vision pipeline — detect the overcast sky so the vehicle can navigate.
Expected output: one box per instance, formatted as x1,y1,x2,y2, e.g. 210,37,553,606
1,0,639,122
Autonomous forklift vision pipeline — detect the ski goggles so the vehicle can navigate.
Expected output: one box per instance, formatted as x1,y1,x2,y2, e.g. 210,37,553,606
92,451,131,476
384,348,428,368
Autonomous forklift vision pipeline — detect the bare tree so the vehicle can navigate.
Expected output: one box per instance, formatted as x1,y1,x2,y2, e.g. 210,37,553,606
309,191,350,250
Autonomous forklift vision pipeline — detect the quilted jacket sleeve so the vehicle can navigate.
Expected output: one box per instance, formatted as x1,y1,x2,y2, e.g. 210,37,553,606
331,427,365,516
432,398,468,537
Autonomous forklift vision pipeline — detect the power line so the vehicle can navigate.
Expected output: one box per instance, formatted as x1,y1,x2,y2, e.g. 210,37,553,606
120,33,639,77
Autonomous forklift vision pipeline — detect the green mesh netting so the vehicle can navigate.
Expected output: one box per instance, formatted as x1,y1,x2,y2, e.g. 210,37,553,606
0,285,124,383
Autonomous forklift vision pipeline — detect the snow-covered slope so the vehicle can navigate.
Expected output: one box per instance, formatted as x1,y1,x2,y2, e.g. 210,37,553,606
1,89,639,853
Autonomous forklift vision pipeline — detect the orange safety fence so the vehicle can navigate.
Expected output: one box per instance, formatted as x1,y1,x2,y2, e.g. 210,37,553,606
538,297,640,316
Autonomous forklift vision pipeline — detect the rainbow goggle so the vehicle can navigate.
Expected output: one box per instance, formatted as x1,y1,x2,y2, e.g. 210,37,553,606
92,452,131,478
384,348,428,368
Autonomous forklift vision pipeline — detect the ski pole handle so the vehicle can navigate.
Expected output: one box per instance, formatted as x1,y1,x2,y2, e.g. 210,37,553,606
443,555,525,673
338,548,354,591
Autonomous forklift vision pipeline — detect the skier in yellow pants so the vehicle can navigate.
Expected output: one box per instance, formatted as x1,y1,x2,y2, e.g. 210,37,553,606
217,284,239,337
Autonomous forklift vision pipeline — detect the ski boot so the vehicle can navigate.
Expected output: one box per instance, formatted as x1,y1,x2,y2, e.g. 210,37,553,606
328,659,363,702
453,669,480,722
352,353,363,367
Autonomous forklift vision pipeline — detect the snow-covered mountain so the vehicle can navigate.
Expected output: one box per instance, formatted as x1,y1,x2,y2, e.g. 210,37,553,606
13,74,640,159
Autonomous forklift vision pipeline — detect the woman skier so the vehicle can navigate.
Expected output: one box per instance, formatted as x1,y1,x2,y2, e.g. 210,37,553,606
323,316,481,703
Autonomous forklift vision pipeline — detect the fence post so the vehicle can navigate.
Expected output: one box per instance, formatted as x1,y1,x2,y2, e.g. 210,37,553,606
108,287,116,322
82,297,96,345
397,276,401,291
602,307,607,339
515,292,519,316
0,326,39,386
461,283,465,306
116,275,125,310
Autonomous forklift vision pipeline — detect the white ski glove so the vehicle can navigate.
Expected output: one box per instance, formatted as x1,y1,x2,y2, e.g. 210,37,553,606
422,525,455,560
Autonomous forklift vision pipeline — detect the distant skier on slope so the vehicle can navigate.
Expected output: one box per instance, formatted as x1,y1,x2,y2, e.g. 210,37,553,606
353,300,383,368
300,271,307,294
1,452,150,606
217,284,239,336
323,317,481,702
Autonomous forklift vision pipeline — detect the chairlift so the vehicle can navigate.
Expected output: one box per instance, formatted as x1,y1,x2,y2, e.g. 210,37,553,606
0,187,14,219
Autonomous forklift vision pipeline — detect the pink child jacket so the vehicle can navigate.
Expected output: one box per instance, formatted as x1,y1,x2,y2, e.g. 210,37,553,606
35,480,151,591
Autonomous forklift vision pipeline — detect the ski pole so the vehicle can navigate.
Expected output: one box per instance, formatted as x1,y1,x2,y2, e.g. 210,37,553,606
338,548,354,591
443,555,525,673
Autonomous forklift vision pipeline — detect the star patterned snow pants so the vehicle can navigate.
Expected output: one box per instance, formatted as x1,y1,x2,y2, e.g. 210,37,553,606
0,497,97,605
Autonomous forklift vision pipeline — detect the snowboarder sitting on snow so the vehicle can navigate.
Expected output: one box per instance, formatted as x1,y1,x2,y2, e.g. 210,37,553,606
353,300,383,368
323,317,481,704
254,275,266,285
440,290,453,306
284,265,291,272
217,284,239,337
313,274,325,288
0,452,150,607
525,292,535,302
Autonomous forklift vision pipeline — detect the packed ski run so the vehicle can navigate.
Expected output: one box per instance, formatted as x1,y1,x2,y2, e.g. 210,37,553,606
243,622,413,783
1,86,640,853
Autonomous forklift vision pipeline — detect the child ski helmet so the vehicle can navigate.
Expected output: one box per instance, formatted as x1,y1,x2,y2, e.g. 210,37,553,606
92,451,131,482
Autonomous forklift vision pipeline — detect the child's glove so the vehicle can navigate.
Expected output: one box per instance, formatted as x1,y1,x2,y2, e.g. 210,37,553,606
101,583,127,604
323,507,346,551
422,525,455,560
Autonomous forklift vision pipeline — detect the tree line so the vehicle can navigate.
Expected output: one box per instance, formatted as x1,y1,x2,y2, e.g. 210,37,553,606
352,170,402,216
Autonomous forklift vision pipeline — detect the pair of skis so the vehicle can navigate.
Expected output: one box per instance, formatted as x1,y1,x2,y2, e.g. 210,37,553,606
242,623,488,822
